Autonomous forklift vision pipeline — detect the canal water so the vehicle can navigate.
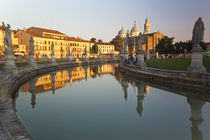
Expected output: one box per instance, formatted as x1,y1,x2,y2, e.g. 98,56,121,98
15,64,210,140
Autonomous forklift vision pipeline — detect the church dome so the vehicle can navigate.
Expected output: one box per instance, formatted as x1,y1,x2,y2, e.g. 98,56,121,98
131,21,140,37
118,27,126,38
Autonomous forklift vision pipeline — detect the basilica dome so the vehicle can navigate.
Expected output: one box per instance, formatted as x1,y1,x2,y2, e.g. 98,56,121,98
131,21,140,37
118,27,126,38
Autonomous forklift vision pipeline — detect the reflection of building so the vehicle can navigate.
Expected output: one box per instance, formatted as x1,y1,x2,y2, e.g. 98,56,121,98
19,64,115,94
117,18,164,59
187,97,205,140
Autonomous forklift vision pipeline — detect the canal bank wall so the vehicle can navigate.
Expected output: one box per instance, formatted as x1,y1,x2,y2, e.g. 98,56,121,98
0,58,118,140
119,65,210,90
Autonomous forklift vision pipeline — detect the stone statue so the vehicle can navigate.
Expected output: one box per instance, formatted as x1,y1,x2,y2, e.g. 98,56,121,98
2,22,13,52
137,33,147,51
123,37,128,53
51,42,55,55
2,22,17,71
192,17,205,46
50,42,56,64
29,36,34,55
28,36,37,67
187,17,206,74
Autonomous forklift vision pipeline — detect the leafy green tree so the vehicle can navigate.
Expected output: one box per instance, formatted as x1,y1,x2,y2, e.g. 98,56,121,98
156,36,175,55
90,38,96,42
110,35,123,52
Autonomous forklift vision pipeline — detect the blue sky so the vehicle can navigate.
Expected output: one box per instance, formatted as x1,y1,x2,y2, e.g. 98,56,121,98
0,0,209,42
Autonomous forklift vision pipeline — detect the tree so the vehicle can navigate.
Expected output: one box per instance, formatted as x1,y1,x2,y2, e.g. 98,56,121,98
98,39,103,43
156,36,175,55
90,38,96,42
110,35,123,52
174,40,207,54
90,44,98,54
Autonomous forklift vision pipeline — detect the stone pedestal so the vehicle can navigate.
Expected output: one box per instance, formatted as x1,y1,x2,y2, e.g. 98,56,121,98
68,54,72,63
29,54,37,68
120,53,128,66
50,54,56,64
3,49,17,72
187,47,206,74
136,50,146,68
99,53,102,61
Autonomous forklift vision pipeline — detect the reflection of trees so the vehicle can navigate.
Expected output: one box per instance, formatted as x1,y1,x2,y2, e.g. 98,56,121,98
90,66,98,78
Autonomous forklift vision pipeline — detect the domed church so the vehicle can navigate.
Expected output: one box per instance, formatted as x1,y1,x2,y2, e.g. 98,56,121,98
117,18,164,59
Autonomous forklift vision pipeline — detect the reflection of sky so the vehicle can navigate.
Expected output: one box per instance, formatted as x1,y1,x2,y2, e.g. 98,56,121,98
1,0,210,42
16,74,210,140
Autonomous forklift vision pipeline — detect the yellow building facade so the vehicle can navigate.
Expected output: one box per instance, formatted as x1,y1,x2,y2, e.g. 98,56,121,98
15,27,115,59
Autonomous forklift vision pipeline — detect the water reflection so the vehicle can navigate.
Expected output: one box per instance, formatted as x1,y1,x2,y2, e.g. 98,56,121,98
188,97,205,140
18,64,117,109
15,64,210,140
118,71,209,140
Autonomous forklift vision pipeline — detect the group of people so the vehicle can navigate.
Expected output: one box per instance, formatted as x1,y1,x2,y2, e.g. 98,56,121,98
123,54,137,65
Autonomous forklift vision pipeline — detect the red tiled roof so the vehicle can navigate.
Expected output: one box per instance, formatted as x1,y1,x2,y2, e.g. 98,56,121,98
25,30,42,38
96,42,114,45
28,27,66,35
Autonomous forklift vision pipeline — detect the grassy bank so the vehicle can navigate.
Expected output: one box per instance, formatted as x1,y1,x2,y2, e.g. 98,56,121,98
146,57,210,73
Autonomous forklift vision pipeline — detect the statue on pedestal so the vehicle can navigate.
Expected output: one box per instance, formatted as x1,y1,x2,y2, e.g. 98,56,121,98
2,22,13,53
28,36,37,68
50,42,56,64
137,33,147,53
136,33,147,68
2,22,17,71
84,47,87,60
187,17,206,74
68,47,72,62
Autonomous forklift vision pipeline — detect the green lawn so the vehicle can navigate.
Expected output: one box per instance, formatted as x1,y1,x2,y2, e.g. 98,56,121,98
147,57,210,73
16,62,28,67
0,64,3,69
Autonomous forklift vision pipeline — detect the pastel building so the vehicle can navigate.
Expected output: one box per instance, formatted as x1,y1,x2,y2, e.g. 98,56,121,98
15,27,115,59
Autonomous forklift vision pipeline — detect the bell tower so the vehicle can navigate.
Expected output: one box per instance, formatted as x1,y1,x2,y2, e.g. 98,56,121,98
144,17,150,34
